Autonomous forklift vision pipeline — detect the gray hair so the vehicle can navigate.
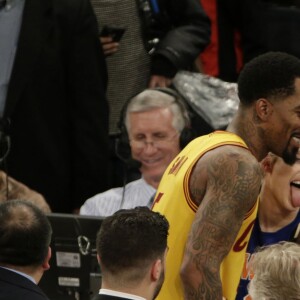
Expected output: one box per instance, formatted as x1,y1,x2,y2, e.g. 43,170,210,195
248,242,300,300
125,89,189,133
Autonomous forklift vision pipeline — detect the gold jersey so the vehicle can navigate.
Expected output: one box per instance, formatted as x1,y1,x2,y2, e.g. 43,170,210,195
152,131,258,300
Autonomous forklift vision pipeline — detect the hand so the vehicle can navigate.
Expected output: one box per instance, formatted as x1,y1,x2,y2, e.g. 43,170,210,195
148,75,172,88
100,36,119,56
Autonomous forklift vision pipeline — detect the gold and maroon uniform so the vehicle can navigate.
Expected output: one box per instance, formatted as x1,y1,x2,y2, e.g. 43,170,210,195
153,131,258,300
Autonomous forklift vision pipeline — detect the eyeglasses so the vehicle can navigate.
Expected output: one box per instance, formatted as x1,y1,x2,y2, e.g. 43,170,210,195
130,132,179,150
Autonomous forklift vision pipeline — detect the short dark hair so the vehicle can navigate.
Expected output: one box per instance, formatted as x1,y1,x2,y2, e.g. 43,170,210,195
97,207,169,275
0,200,52,266
238,52,300,105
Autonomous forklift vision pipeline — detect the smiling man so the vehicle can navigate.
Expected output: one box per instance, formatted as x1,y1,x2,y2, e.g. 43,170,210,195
236,152,300,300
152,52,300,300
80,88,194,216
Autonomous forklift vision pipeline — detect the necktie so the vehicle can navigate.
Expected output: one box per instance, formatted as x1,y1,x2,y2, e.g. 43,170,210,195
147,193,156,208
0,0,6,10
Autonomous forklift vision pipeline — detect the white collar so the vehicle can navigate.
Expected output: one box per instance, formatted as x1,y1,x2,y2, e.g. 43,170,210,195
99,288,146,300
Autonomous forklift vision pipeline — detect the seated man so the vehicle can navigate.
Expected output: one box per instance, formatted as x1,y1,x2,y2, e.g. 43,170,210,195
80,88,195,216
248,242,300,300
93,206,169,300
236,152,300,299
0,200,52,300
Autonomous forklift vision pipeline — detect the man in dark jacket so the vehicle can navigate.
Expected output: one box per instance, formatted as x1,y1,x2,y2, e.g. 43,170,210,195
91,0,211,186
0,200,52,300
0,0,109,212
201,0,300,82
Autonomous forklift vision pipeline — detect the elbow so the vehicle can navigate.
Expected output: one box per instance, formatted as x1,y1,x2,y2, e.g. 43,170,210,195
180,258,197,286
180,257,220,287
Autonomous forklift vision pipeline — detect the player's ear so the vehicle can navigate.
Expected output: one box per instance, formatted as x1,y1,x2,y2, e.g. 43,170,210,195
255,98,273,121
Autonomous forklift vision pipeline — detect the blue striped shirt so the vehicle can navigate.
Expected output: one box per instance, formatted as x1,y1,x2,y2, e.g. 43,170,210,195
80,178,156,217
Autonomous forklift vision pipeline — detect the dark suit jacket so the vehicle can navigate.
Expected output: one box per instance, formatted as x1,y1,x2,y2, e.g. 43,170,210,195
4,0,109,212
92,294,135,300
0,267,49,300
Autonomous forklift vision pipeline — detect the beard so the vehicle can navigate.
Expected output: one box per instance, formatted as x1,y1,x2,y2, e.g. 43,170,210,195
152,268,165,300
281,144,299,165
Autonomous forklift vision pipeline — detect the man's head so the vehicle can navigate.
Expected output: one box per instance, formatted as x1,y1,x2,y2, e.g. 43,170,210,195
0,200,52,270
237,51,300,164
96,207,169,299
248,242,300,300
261,152,300,210
124,88,192,187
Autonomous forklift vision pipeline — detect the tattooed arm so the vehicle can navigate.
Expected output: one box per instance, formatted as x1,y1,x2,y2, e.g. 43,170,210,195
180,145,262,300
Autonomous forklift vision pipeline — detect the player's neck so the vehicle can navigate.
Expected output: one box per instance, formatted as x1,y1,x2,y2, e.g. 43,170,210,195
227,109,268,161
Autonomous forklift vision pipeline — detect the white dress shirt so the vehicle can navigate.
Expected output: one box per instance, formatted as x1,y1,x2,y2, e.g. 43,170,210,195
80,177,156,217
99,288,146,300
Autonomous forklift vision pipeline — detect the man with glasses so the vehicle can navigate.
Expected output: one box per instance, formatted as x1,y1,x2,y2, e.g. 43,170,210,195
80,88,193,217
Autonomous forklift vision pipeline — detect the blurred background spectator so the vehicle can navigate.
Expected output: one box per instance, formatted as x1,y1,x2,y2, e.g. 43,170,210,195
0,0,109,212
200,0,300,82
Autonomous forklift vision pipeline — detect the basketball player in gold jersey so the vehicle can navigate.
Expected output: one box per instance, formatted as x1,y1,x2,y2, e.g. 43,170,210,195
152,52,300,300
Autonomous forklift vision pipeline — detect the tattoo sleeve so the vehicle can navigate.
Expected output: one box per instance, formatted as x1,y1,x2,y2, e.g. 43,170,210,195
181,147,262,300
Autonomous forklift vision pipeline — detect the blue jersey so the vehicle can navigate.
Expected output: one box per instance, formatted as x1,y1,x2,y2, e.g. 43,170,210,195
236,211,300,300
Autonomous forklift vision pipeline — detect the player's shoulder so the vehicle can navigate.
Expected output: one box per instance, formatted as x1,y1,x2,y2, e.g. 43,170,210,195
201,143,259,167
190,143,261,186
192,144,261,183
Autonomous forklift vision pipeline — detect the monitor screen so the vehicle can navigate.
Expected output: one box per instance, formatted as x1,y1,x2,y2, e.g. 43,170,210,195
39,213,105,300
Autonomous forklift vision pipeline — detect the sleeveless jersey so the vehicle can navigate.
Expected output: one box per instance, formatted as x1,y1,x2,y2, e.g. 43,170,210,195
152,131,259,300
